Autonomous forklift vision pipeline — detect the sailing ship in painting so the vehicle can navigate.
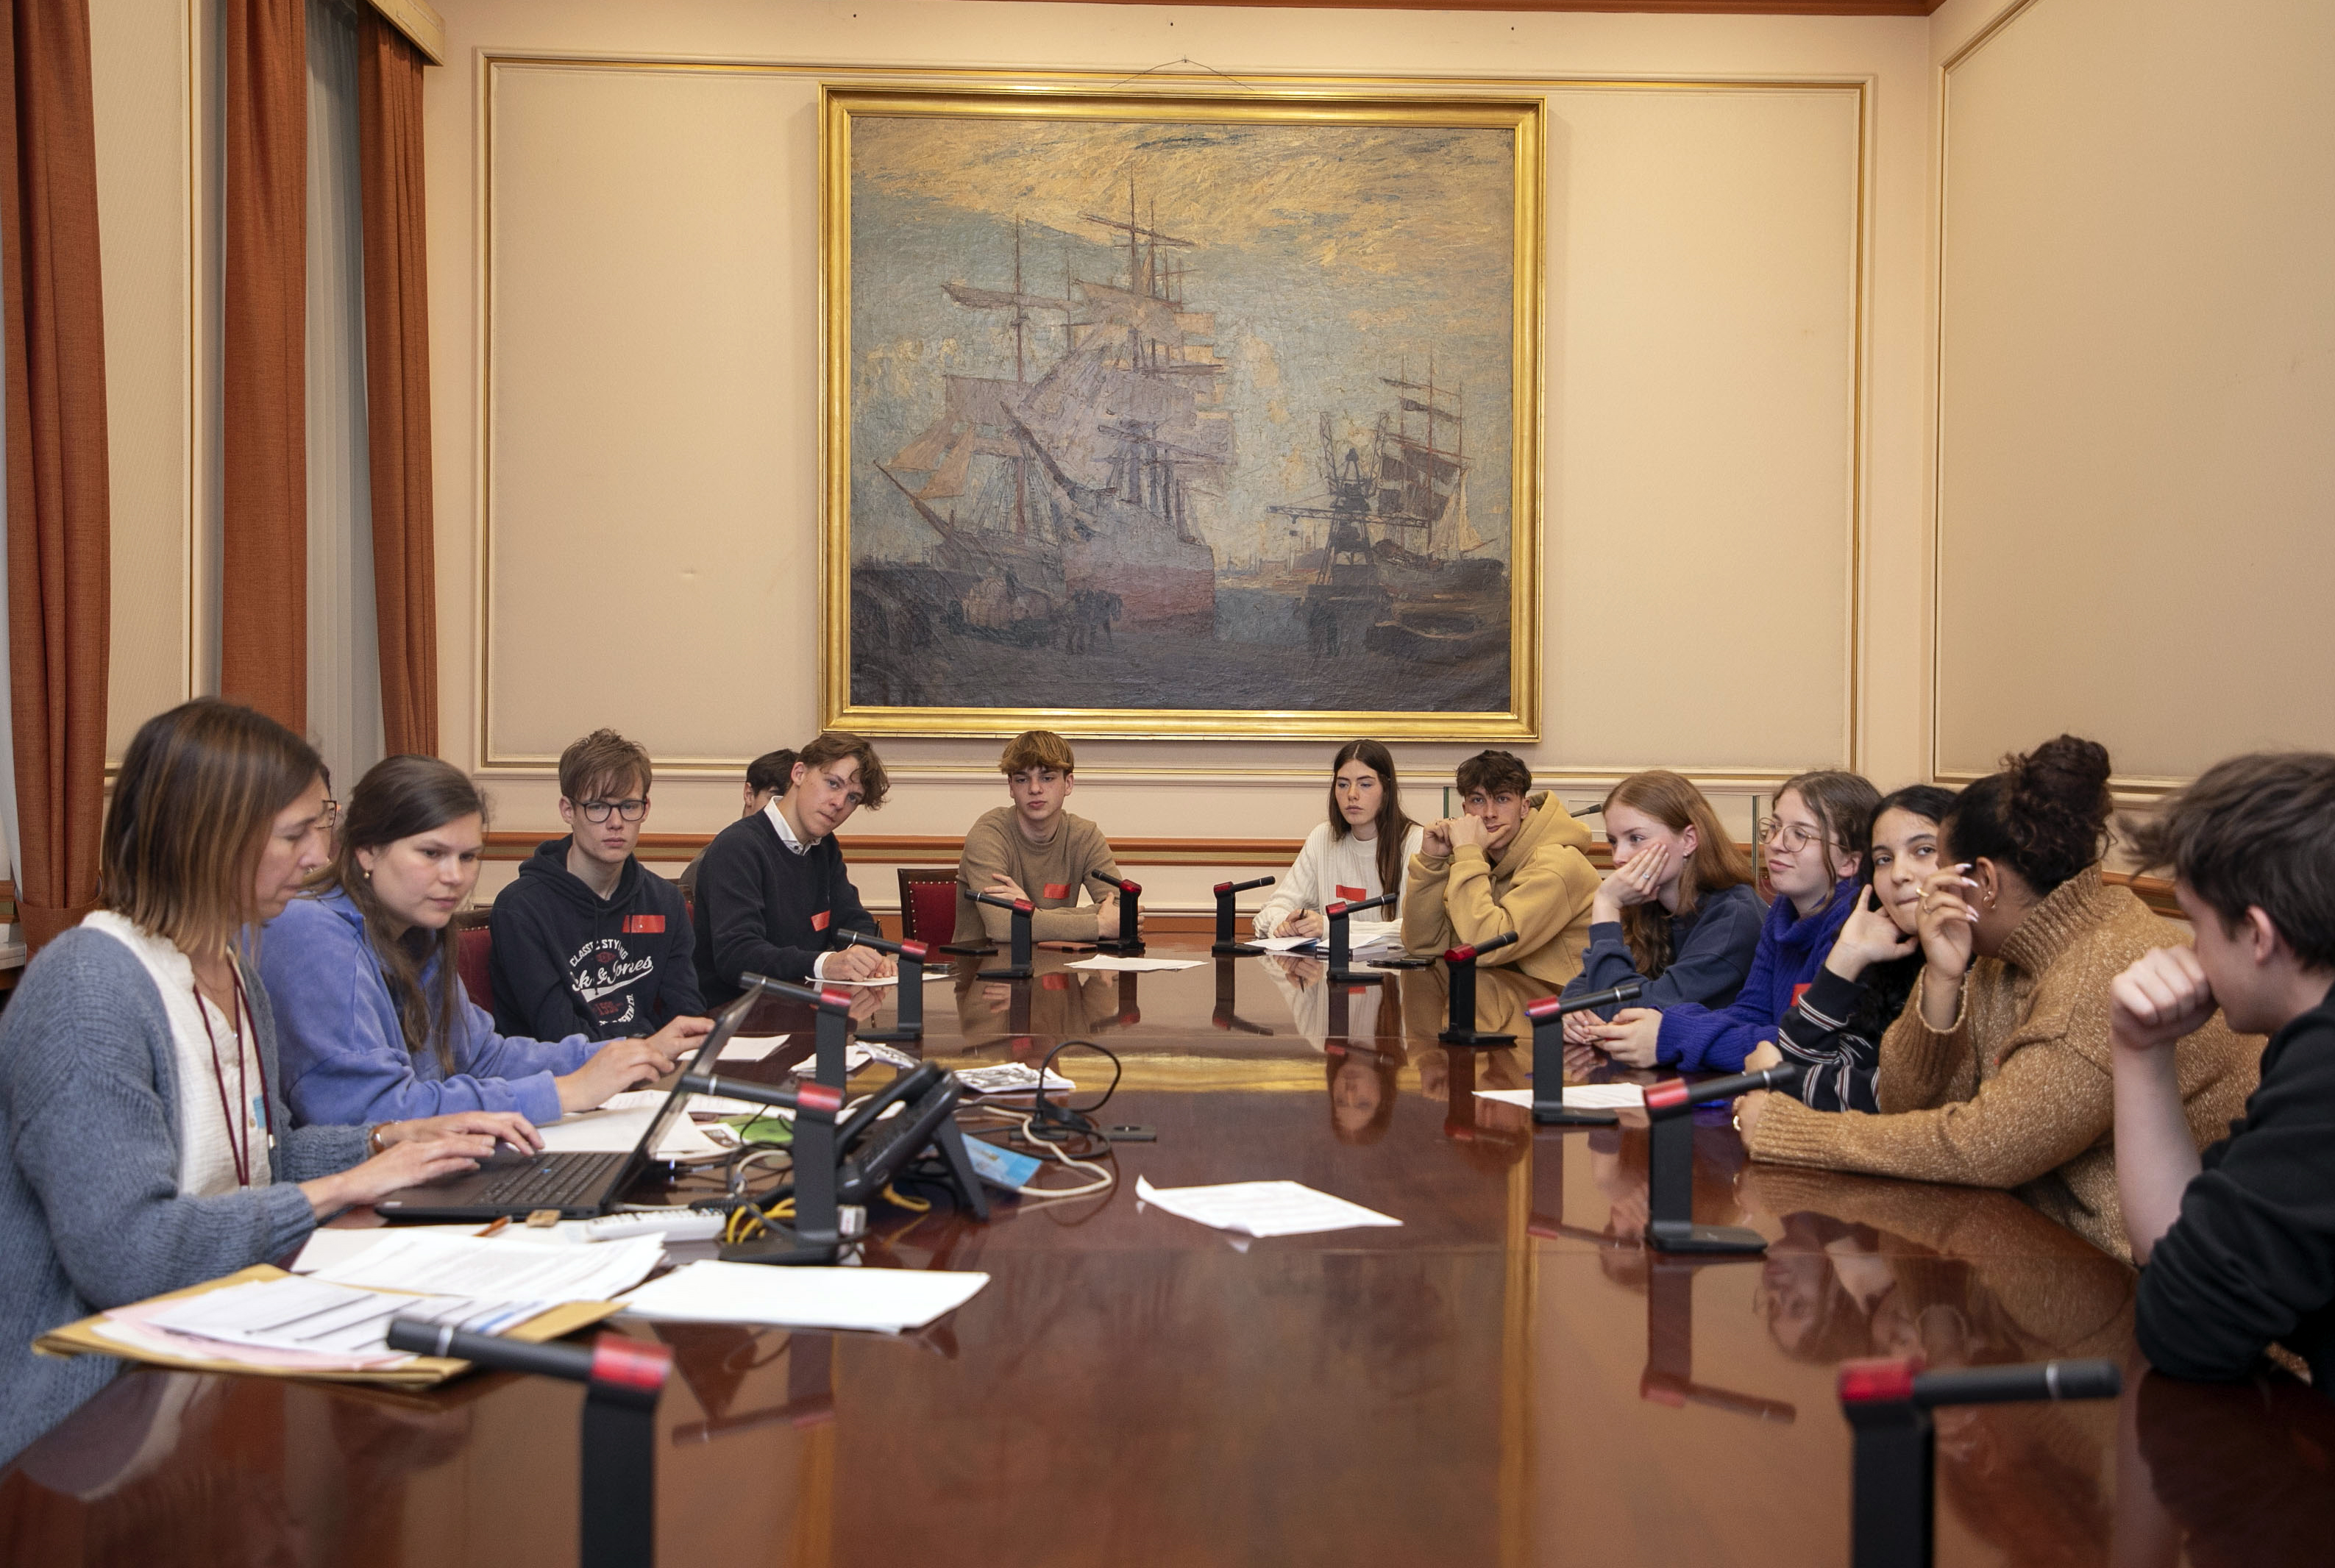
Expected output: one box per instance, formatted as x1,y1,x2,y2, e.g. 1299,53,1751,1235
850,180,1510,712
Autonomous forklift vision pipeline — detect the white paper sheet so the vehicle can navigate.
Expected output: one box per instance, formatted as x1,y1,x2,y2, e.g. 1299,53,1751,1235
1134,1175,1401,1238
536,1100,722,1158
292,1223,571,1272
1062,955,1204,972
952,1063,1076,1097
815,970,955,988
1474,1084,1646,1111
145,1277,541,1361
620,1261,988,1333
719,1033,789,1062
1249,936,1321,952
312,1231,664,1302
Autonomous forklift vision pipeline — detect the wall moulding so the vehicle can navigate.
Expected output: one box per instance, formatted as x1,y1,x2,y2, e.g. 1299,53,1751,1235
473,57,1868,776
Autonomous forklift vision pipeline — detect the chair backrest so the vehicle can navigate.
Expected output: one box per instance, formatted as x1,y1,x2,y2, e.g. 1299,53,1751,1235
897,868,959,944
454,918,494,1012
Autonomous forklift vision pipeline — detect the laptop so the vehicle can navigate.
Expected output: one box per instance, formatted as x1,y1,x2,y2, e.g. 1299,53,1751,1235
374,990,756,1221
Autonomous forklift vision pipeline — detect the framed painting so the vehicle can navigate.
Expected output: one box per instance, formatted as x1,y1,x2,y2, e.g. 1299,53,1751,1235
820,85,1544,739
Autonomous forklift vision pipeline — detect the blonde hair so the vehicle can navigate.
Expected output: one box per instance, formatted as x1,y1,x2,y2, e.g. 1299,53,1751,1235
99,700,326,962
1602,770,1757,978
999,729,1076,777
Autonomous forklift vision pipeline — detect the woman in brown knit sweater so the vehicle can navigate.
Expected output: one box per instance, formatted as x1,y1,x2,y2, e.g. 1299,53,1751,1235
1736,737,2260,1259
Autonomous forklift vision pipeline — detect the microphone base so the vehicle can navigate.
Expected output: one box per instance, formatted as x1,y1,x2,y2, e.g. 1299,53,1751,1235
855,1025,922,1044
1330,967,1388,986
1095,938,1147,955
1440,1027,1515,1048
720,1229,842,1267
937,942,992,956
977,964,1034,980
1364,955,1433,969
1212,941,1263,956
1646,1219,1769,1255
1531,1101,1619,1127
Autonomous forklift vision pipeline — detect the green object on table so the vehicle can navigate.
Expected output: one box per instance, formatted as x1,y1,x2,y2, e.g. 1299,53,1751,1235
730,1113,794,1148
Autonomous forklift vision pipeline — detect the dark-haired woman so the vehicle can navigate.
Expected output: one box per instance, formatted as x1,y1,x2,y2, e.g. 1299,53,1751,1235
1559,769,1766,1032
0,702,522,1464
1253,740,1424,939
1752,784,1958,1113
1738,736,2260,1259
262,756,709,1131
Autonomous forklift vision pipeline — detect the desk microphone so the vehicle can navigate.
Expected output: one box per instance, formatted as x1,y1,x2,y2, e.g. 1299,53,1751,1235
1326,891,1398,983
1522,980,1644,1125
843,930,929,1044
1212,876,1274,955
962,886,1035,978
1840,1355,2120,1567
740,972,856,1089
1642,1061,1808,1254
1437,929,1520,1044
1089,872,1145,955
383,1322,669,1568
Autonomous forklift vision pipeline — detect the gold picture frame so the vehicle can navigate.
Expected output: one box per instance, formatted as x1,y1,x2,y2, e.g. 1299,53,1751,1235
820,85,1544,741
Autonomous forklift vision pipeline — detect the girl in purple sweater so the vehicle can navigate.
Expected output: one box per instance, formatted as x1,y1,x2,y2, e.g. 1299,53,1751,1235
1587,771,1880,1074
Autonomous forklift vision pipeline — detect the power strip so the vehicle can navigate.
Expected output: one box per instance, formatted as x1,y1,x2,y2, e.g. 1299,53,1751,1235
580,1210,726,1244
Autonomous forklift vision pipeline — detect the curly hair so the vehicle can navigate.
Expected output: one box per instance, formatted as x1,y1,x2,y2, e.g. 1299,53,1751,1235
1944,735,2114,896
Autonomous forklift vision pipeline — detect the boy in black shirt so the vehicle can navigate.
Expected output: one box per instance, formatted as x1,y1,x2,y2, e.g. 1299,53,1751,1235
692,730,893,1005
2111,752,2335,1385
490,728,703,1040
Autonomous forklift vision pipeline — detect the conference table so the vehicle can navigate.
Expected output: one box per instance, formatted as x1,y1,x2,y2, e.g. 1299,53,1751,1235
1,937,2325,1566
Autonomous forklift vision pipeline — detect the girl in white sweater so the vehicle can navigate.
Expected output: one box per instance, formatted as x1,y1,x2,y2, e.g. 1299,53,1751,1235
1254,739,1427,938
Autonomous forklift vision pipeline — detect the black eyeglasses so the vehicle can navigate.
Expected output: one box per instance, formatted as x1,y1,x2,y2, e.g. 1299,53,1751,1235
318,799,340,830
578,799,648,823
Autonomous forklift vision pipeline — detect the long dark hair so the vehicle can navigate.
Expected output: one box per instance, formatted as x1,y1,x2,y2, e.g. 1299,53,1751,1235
1329,739,1417,912
1846,783,1960,1043
1944,735,2114,898
319,755,487,1074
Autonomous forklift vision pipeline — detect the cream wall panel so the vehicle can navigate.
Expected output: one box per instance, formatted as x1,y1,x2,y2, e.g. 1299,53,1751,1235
1544,85,1858,773
433,1,1936,850
90,0,196,759
1934,0,2335,783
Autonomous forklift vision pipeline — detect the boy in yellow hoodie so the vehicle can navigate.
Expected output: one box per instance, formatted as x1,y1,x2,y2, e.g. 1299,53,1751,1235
1403,750,1602,986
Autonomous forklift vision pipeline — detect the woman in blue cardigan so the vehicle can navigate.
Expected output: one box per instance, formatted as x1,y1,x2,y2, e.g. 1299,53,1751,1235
262,755,708,1132
1585,770,1880,1073
0,702,514,1465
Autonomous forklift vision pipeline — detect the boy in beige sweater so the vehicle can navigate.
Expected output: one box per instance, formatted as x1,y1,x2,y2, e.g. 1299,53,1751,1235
1401,749,1602,986
953,730,1127,946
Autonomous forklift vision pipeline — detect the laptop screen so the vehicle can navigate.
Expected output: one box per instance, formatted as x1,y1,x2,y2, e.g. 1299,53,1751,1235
619,987,761,1175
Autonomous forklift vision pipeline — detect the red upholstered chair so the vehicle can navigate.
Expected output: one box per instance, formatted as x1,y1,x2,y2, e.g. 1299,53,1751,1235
453,913,495,1013
898,868,965,947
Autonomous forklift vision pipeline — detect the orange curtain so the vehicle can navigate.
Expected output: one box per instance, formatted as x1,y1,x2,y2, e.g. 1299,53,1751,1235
221,0,305,730
356,12,436,755
0,0,111,951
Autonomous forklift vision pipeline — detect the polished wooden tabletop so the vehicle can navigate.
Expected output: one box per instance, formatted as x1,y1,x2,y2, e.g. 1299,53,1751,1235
1,938,2323,1567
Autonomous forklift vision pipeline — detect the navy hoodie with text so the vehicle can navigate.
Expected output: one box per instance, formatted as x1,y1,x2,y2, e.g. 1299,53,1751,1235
489,838,703,1041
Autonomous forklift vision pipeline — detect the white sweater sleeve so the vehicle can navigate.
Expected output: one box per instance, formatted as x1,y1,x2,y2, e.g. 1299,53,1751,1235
1253,824,1334,937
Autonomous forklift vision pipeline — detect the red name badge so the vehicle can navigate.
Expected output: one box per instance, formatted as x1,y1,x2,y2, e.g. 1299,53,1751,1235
811,910,831,932
1791,982,1813,1008
1043,883,1071,900
622,914,664,934
1336,884,1368,903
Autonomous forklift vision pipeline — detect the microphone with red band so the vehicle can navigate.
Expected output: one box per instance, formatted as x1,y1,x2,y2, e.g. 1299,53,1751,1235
1838,1355,2119,1568
739,972,855,1091
381,1321,672,1568
962,885,1036,979
1090,870,1145,955
1437,928,1519,1044
1642,1061,1808,1118
1213,875,1276,955
740,972,856,1013
1525,981,1643,1125
678,1071,842,1119
844,930,930,1044
1325,891,1397,985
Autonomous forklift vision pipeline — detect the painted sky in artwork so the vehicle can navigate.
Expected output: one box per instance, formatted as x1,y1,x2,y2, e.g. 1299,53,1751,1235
847,113,1516,571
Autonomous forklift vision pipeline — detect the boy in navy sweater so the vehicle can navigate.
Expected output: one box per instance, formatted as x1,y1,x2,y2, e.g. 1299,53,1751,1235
490,729,702,1041
692,731,892,1005
2111,752,2335,1386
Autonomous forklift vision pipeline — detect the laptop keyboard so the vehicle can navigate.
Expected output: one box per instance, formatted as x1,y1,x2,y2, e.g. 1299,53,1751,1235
475,1152,628,1211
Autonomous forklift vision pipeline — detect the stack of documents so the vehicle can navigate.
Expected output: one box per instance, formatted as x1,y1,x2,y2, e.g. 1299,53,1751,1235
1134,1175,1401,1238
1250,919,1404,956
124,1277,540,1369
308,1230,665,1301
622,1261,988,1333
953,1063,1076,1097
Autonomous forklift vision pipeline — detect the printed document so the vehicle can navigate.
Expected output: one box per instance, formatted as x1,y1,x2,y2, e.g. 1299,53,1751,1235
1134,1175,1401,1238
622,1261,987,1333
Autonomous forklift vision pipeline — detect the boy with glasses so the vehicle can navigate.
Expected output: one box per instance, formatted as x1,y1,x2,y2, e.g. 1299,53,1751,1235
488,728,703,1041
